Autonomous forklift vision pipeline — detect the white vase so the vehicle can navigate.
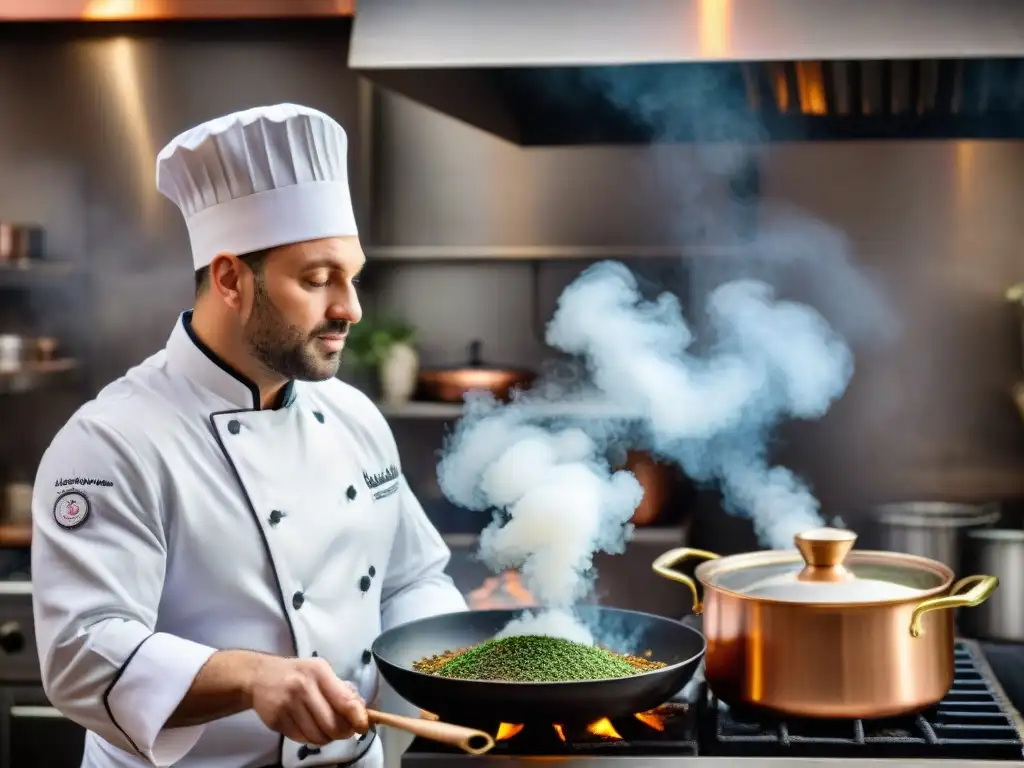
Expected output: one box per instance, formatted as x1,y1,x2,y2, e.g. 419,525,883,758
380,342,419,405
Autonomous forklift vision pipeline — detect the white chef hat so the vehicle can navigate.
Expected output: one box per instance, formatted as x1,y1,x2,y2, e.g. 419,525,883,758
155,103,357,270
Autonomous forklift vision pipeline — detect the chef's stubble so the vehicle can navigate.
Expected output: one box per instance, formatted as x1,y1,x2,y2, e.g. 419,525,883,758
244,273,342,382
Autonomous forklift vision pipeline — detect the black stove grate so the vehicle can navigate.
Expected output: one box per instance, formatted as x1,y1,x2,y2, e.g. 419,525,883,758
706,642,1024,759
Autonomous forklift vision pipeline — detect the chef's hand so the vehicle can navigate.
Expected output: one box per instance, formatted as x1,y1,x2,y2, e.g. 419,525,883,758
250,656,370,746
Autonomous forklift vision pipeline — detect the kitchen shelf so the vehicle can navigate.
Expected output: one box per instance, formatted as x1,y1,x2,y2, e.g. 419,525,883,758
363,244,741,262
0,260,78,284
440,532,480,548
379,399,643,420
0,525,31,548
442,525,685,549
379,401,463,419
0,358,79,394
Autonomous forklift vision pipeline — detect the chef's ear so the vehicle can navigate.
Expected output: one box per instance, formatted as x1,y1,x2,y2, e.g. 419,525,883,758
207,252,246,310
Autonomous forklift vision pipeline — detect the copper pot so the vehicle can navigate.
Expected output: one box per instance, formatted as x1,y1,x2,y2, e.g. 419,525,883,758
621,451,671,526
652,528,998,719
0,223,43,263
417,340,535,403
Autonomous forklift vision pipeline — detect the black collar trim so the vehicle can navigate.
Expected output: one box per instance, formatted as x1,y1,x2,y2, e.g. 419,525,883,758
181,310,296,410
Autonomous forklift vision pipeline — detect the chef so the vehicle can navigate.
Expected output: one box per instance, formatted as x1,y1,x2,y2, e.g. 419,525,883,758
30,104,468,768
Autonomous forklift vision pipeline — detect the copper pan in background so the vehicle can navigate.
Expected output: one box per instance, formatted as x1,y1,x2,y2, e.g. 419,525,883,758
652,528,998,719
620,450,672,526
416,340,535,403
0,223,44,263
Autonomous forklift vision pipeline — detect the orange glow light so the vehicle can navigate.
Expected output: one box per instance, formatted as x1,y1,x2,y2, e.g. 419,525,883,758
586,718,624,740
698,0,732,58
467,570,537,610
634,711,666,731
495,723,524,741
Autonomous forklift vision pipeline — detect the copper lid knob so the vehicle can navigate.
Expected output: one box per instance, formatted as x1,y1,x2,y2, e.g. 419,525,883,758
795,527,857,582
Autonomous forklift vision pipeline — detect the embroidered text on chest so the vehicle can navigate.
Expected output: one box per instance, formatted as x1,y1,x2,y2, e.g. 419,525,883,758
54,476,114,488
363,464,399,500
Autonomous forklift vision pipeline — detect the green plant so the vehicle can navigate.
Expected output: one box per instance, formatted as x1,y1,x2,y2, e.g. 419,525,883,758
344,315,416,370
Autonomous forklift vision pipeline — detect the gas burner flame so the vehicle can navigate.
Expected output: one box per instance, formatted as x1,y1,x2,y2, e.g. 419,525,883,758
634,711,666,731
585,718,623,740
422,705,674,745
495,723,524,740
492,711,669,743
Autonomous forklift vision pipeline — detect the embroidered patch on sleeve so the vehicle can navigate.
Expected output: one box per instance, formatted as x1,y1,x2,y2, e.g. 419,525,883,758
53,490,90,529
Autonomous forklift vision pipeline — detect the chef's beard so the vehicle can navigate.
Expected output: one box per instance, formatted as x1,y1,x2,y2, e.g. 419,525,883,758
244,277,346,382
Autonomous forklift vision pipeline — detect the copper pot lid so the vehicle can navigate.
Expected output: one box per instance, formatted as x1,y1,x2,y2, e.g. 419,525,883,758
699,528,952,604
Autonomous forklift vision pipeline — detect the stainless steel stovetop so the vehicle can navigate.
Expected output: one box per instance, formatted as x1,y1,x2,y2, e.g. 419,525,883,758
401,640,1024,766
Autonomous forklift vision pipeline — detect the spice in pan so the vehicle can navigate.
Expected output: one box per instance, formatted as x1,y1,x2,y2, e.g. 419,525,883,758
413,635,666,682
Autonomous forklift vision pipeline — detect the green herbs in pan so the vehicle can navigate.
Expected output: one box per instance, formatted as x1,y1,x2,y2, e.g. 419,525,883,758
413,635,667,682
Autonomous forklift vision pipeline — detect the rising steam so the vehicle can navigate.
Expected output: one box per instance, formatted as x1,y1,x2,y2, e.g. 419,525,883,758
437,263,853,641
436,65,882,643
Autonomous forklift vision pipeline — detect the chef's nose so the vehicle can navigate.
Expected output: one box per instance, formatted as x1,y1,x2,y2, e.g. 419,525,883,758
327,282,362,324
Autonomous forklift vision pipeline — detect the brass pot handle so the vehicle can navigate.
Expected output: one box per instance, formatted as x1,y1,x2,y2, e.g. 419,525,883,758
909,575,999,638
651,547,720,614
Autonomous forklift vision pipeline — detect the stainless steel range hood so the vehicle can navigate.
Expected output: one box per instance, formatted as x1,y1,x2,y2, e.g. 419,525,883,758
349,0,1024,144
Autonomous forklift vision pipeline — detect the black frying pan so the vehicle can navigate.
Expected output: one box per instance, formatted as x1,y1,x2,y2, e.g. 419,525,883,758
371,605,706,724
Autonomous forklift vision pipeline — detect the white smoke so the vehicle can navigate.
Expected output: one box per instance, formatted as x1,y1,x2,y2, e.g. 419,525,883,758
548,264,853,549
438,402,644,642
438,262,854,642
435,66,878,643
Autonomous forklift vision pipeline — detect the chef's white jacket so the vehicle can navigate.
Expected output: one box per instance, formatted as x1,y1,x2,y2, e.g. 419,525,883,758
30,311,469,768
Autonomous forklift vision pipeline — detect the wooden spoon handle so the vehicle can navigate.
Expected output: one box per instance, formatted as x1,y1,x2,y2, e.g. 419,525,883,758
367,708,495,754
